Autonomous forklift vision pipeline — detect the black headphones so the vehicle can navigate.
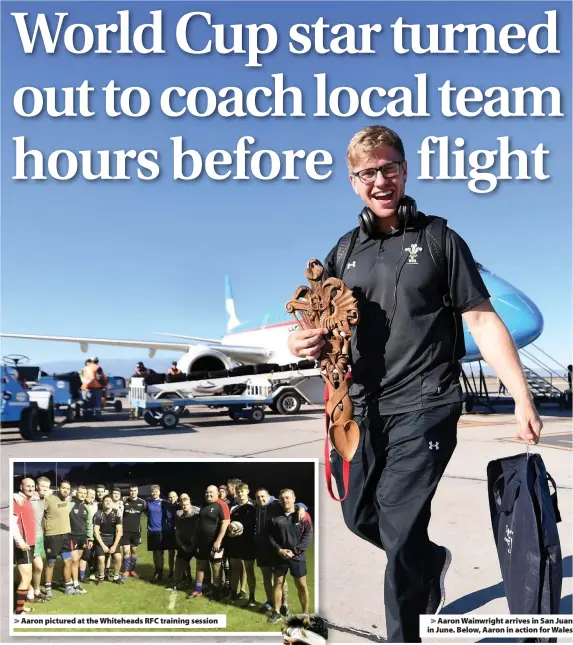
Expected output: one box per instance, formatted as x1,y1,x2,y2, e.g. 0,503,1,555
359,195,421,237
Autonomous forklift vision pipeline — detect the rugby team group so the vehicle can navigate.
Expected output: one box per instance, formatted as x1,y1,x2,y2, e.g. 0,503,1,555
13,475,314,624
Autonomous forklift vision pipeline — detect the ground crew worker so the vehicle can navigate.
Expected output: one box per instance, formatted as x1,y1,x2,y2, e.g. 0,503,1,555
133,362,155,377
80,358,107,419
168,361,182,376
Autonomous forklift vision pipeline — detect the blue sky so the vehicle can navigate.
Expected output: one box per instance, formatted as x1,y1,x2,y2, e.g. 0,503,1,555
1,1,571,371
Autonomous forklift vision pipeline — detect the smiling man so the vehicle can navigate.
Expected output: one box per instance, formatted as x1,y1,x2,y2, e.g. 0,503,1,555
287,125,542,643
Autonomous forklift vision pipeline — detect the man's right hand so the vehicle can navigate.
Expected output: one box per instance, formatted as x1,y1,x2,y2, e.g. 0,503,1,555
278,549,293,560
287,329,328,360
17,541,30,551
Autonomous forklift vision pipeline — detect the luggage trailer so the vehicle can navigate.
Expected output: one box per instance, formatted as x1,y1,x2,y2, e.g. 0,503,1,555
129,366,323,429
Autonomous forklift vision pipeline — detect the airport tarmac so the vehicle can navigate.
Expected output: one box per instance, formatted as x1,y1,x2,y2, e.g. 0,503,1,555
1,403,572,643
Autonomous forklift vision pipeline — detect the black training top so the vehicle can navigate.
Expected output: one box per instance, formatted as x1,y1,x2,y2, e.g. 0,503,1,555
323,217,489,414
122,497,146,533
195,499,230,545
93,509,122,541
69,500,90,537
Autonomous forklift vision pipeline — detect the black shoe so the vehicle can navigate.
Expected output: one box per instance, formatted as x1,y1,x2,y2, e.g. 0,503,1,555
279,604,289,616
237,591,247,601
96,578,105,586
113,577,125,585
425,546,451,614
267,611,281,624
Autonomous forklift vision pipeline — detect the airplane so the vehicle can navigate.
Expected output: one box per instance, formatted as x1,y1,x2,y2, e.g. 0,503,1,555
1,264,543,378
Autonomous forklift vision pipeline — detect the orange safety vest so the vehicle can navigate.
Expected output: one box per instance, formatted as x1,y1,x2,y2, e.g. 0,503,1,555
81,364,106,390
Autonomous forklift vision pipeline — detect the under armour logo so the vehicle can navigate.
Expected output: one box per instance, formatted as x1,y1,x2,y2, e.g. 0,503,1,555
346,261,356,269
429,441,439,450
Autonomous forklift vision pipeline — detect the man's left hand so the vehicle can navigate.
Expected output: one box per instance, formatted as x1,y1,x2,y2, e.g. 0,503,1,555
514,401,543,444
297,507,306,522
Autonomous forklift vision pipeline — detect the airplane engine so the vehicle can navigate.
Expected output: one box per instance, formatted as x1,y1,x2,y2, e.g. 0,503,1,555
176,346,240,376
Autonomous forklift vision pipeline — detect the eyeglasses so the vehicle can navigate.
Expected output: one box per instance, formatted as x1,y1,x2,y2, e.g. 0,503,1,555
353,161,403,184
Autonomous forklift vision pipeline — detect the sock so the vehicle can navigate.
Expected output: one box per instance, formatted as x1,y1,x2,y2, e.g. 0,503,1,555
27,589,34,601
45,584,52,594
73,578,79,587
79,569,86,581
16,590,27,614
34,588,40,597
131,557,137,572
65,581,73,592
195,582,203,592
114,574,120,581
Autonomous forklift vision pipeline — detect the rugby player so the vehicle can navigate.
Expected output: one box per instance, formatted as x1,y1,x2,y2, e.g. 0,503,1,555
13,478,36,613
175,493,192,582
254,487,295,615
95,484,106,508
146,484,168,581
164,491,179,579
92,495,124,585
170,495,200,590
44,480,76,598
121,485,146,579
267,489,313,624
111,487,124,516
191,485,230,600
218,485,229,505
68,485,92,594
30,476,50,601
84,488,99,581
226,483,257,606
226,478,242,505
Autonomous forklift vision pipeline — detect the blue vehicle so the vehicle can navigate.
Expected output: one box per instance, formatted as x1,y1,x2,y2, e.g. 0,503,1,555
1,355,55,440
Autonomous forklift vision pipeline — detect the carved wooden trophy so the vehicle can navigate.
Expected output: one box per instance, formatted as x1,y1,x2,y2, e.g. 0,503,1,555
286,259,360,462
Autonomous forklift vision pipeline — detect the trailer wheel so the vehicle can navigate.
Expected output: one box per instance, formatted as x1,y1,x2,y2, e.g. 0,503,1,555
248,407,265,423
39,402,54,433
228,405,243,420
143,410,160,426
20,406,41,441
161,411,179,429
114,400,123,412
276,391,302,415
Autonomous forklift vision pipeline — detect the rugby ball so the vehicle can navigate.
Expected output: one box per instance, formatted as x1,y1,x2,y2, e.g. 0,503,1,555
227,521,243,537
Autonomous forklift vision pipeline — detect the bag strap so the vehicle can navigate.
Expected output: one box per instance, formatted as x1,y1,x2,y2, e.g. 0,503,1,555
424,215,451,308
334,227,360,279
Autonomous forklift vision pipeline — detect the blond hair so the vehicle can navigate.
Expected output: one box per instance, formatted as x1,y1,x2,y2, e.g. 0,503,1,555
347,125,405,171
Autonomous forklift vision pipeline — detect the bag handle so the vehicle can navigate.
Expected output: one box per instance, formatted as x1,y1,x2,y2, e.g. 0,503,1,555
492,471,520,514
546,472,562,523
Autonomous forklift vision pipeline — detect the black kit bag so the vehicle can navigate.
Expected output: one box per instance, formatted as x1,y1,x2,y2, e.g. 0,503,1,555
487,452,563,641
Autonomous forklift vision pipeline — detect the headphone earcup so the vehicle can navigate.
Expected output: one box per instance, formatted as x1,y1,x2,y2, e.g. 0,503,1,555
397,195,418,226
359,207,375,237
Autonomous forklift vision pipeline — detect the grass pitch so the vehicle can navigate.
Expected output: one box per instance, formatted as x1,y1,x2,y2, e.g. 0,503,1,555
14,522,316,634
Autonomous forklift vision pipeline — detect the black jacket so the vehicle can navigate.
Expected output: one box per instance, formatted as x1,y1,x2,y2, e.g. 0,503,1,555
268,511,313,561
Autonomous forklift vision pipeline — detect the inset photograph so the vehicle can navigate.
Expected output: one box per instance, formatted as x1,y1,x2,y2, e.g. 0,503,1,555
10,458,317,635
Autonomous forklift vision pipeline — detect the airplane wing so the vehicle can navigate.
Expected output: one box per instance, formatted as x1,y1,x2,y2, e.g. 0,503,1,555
0,333,268,363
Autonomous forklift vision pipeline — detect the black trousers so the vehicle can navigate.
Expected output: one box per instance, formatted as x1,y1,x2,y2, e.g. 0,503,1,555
332,401,462,643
